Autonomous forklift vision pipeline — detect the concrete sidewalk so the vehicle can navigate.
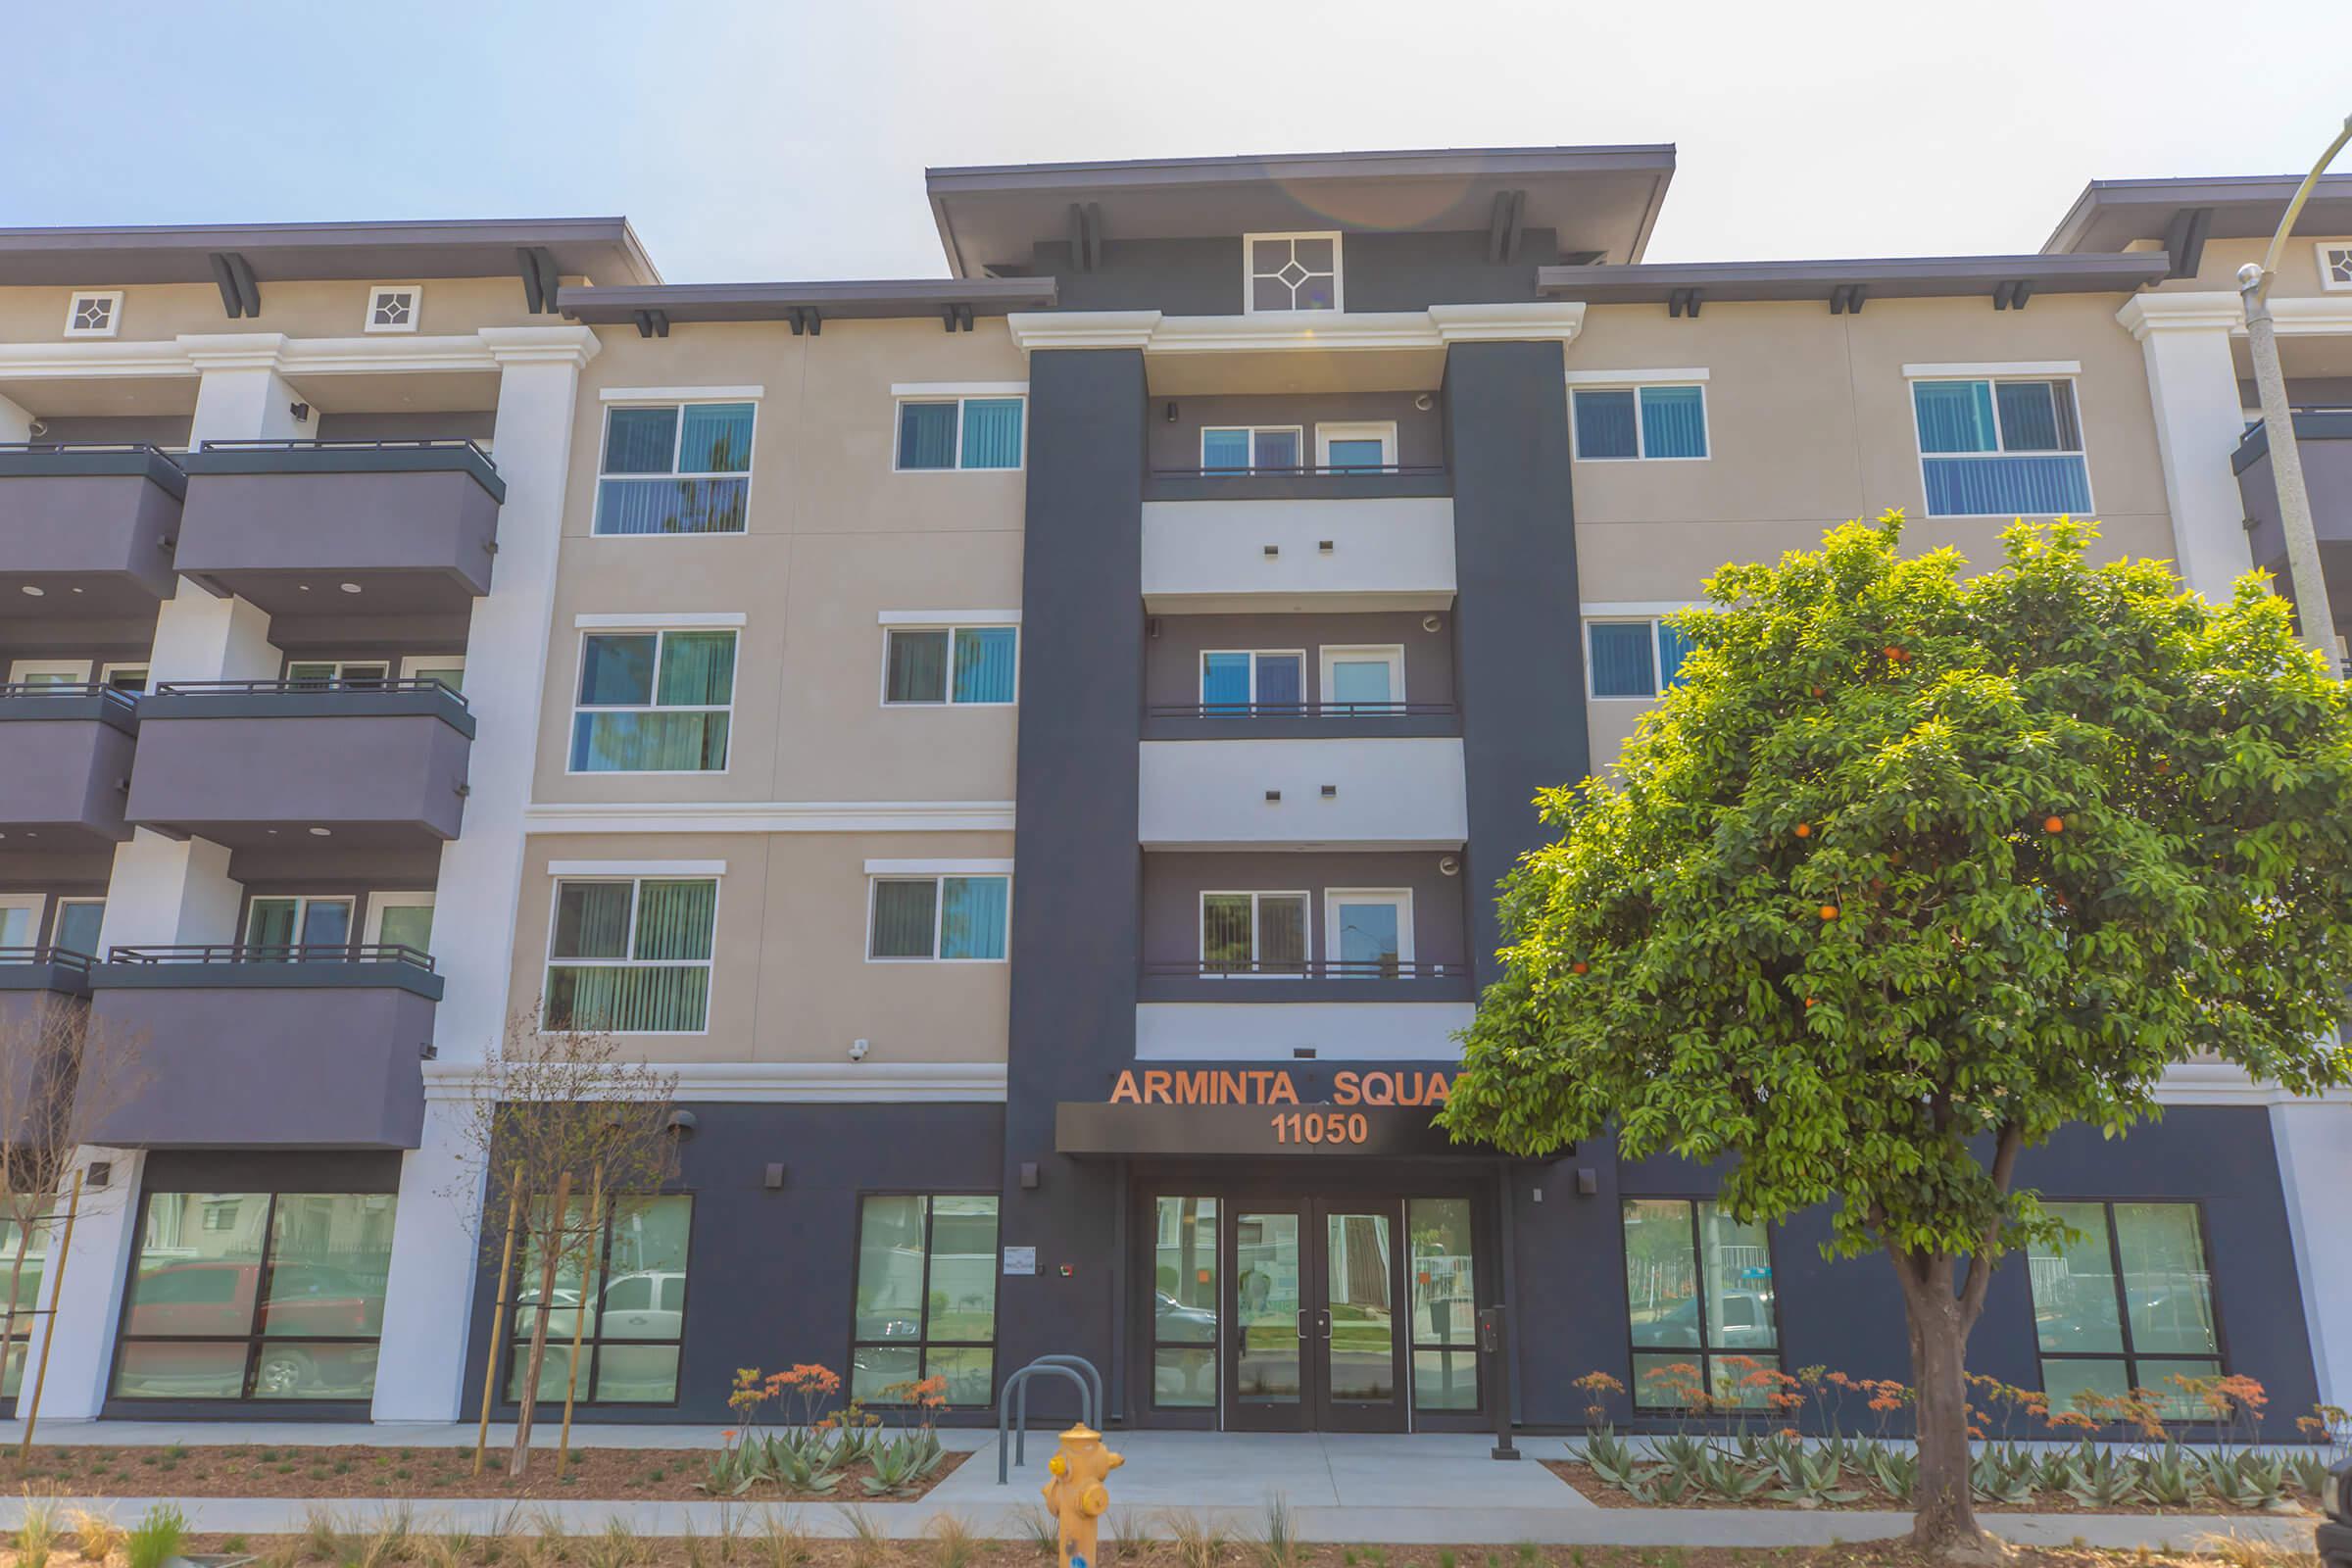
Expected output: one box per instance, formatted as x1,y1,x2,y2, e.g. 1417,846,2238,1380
0,1429,2320,1550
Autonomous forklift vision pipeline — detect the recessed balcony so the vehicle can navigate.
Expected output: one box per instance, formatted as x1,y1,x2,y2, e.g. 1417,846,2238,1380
0,444,184,617
0,683,138,847
83,943,440,1150
124,678,473,850
2236,410,2352,639
172,439,505,615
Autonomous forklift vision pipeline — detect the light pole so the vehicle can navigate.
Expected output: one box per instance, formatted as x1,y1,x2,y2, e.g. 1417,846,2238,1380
2238,114,2352,675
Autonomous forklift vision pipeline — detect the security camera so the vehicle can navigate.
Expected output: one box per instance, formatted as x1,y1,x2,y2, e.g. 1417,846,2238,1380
849,1038,870,1061
1440,856,1460,876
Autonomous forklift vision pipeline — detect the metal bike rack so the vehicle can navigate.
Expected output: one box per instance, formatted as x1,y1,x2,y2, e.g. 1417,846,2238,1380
996,1353,1103,1483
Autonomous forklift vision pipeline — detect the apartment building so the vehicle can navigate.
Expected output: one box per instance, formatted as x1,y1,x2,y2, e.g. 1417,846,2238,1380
1,149,2347,1434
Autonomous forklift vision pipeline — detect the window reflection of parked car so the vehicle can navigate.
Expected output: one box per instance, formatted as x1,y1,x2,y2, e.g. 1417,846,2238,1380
1652,1290,1775,1348
124,1261,381,1397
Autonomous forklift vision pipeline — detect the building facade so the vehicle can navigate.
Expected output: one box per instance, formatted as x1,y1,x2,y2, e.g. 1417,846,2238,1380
2,149,2348,1433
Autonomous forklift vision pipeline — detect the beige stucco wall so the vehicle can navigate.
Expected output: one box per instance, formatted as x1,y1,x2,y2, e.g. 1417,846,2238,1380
510,830,1013,1065
0,276,553,346
2161,234,2352,303
534,319,1028,805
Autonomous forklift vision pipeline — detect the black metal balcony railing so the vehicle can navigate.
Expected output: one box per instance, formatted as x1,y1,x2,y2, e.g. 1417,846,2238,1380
107,943,436,972
0,682,139,711
0,947,96,974
153,677,468,709
1145,958,1463,981
1147,701,1458,721
0,441,184,462
197,436,497,468
1150,464,1447,480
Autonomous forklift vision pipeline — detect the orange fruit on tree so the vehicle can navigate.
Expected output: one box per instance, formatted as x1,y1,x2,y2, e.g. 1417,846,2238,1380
1793,821,1812,839
2043,815,2065,834
1819,904,1840,921
1570,961,1589,975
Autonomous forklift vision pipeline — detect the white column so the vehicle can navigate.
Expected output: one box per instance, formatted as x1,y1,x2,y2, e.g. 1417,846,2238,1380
0,391,31,443
2117,293,2255,603
2273,1099,2352,1407
369,323,598,1422
21,1150,147,1421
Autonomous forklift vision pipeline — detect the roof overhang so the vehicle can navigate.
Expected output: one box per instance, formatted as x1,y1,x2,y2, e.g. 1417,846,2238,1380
557,276,1057,336
2042,174,2352,257
0,218,662,289
1540,253,2170,311
926,144,1677,278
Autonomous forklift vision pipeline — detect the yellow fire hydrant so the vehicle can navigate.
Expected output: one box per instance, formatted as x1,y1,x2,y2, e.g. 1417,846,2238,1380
1041,1423,1123,1568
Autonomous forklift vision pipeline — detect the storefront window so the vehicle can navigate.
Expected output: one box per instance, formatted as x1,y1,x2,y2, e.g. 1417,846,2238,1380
1622,1198,1780,1408
2,1214,48,1400
113,1191,397,1401
1151,1197,1218,1408
1407,1198,1478,1410
2028,1201,2221,1420
851,1195,999,1406
505,1194,693,1405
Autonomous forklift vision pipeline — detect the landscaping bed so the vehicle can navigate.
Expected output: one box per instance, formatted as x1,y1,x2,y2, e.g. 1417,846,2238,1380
1544,1458,2318,1516
0,1445,968,1502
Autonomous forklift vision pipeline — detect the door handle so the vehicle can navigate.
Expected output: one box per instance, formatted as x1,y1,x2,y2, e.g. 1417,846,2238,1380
1296,1309,1307,1341
1321,1310,1333,1340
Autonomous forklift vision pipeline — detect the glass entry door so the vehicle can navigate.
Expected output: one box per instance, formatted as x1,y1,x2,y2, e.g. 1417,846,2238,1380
1222,1200,1409,1432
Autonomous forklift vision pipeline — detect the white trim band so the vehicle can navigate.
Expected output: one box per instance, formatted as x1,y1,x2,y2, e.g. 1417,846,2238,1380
547,858,728,877
889,381,1028,398
878,609,1022,625
863,858,1014,875
1901,361,2082,379
1580,600,1699,617
525,800,1017,834
599,385,764,402
572,612,748,629
1564,368,1711,384
2153,1061,2352,1106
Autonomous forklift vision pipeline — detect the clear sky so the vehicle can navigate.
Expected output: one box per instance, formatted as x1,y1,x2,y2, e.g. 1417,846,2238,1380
7,0,2348,282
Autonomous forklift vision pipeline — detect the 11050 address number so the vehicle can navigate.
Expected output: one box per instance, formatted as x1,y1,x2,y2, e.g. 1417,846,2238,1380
1269,1111,1371,1146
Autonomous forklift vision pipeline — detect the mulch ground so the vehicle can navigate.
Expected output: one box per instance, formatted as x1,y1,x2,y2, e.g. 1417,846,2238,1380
1,1445,967,1502
0,1536,2316,1568
1543,1458,2318,1518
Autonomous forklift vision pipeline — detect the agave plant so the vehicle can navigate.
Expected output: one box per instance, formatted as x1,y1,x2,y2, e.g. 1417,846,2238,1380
2196,1449,2295,1512
2065,1446,2146,1509
2288,1448,2335,1502
861,1428,947,1496
1968,1445,2037,1506
1767,1446,1863,1508
2139,1442,2199,1508
1691,1445,1771,1502
1570,1429,1646,1493
1861,1443,1917,1503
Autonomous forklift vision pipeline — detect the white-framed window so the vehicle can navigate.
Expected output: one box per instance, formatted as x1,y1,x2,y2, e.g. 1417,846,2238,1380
244,896,355,951
49,898,104,957
365,284,422,333
896,396,1026,471
1571,385,1709,461
285,659,390,688
100,662,149,694
882,625,1018,706
1318,645,1405,712
363,892,436,956
64,291,122,339
1911,377,2092,517
398,655,465,691
1315,421,1397,471
546,877,717,1033
2317,243,2352,292
0,894,43,952
1245,232,1342,315
867,873,1011,962
1325,889,1413,978
1200,650,1306,712
1200,425,1302,472
7,659,92,689
1587,619,1694,700
569,628,736,773
1200,890,1309,977
595,401,756,535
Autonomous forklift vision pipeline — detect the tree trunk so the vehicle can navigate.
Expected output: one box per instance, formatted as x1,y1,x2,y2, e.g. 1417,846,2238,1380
2,1214,31,1457
1889,1249,1998,1561
509,1170,573,1480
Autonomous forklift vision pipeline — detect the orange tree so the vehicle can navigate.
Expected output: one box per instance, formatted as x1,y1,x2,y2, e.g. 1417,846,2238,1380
1439,514,2352,1558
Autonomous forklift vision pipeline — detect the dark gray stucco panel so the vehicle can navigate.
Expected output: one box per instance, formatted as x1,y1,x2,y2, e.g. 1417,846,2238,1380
0,716,136,843
1026,230,1562,317
1443,341,1586,988
172,467,501,614
0,989,82,1146
0,472,182,614
80,983,431,1149
125,711,470,845
999,348,1148,1407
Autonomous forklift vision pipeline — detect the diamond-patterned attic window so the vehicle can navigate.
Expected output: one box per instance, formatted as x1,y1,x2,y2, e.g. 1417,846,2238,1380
1246,233,1341,314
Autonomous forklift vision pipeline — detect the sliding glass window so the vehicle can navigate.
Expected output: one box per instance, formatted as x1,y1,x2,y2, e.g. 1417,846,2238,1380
883,626,1018,706
569,629,736,772
546,877,717,1032
595,402,755,535
897,398,1025,471
1913,378,2091,516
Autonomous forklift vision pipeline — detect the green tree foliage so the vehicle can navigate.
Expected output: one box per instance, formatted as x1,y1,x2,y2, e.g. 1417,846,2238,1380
1441,514,2352,1553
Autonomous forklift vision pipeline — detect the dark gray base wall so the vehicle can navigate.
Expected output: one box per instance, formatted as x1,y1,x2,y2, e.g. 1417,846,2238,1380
1508,1105,2320,1430
458,1101,1005,1425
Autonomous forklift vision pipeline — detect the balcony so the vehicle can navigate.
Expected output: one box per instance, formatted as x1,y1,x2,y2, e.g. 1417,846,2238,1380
1141,483,1456,612
0,444,184,617
1138,736,1467,848
83,944,439,1149
2234,410,2352,636
124,678,473,850
173,439,505,614
1140,957,1474,1004
0,684,138,847
1135,992,1475,1062
0,949,91,1145
1143,700,1460,742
